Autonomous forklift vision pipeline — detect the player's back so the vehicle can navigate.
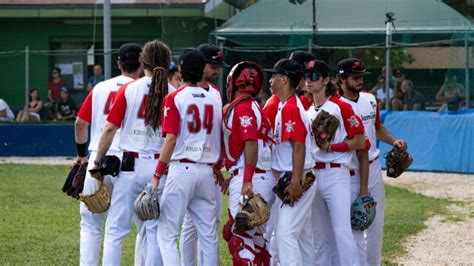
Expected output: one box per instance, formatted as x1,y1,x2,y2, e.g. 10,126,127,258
163,86,222,164
82,75,133,152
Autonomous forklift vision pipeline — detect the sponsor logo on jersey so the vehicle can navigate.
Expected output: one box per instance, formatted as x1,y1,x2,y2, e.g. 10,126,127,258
348,116,360,128
239,116,253,128
370,100,376,109
192,93,206,98
361,112,376,122
285,120,296,133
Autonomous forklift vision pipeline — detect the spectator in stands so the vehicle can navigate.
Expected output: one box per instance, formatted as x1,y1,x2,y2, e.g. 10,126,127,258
48,67,66,102
167,61,182,92
392,68,406,94
86,64,104,91
435,74,465,112
371,75,393,110
54,87,77,121
0,98,15,122
401,79,425,111
390,87,404,111
16,88,44,122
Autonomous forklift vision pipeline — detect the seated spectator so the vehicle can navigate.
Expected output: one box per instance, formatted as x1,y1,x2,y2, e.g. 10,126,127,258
16,88,43,122
371,75,393,109
0,98,15,122
401,79,425,111
167,61,182,92
86,64,104,91
54,87,77,121
390,87,404,111
436,74,464,112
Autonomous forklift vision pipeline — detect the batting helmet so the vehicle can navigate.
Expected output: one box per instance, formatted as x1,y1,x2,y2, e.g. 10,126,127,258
351,195,377,231
226,61,264,101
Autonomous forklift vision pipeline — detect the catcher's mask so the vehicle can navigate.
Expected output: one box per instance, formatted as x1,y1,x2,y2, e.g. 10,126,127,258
226,61,264,101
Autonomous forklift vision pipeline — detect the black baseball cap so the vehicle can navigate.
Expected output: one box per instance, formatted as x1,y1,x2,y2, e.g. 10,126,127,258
118,43,142,64
196,43,229,68
289,51,316,67
337,58,371,77
264,59,304,82
179,48,206,77
305,60,331,75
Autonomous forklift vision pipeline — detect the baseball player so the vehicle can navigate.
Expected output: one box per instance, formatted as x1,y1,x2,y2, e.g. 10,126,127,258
304,59,367,266
74,43,142,266
263,51,316,129
265,58,316,266
91,40,172,266
168,61,182,93
220,61,275,265
151,48,222,266
338,58,407,266
179,43,227,266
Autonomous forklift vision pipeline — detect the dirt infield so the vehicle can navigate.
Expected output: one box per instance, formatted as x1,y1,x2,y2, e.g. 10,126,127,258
384,171,474,264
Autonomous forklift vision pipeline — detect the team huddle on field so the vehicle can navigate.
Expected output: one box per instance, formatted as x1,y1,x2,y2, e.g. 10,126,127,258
64,39,410,266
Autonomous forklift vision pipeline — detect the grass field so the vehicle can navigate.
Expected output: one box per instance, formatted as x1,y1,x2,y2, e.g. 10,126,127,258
0,164,454,265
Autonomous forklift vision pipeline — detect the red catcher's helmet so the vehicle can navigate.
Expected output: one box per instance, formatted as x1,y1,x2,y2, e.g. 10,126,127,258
226,61,264,101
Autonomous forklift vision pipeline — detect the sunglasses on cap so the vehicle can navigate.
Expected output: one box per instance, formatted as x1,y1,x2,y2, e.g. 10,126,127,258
304,72,322,81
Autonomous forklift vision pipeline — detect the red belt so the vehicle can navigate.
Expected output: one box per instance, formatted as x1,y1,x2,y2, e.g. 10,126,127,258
179,159,213,166
232,168,267,176
124,151,160,159
369,156,379,164
313,162,341,169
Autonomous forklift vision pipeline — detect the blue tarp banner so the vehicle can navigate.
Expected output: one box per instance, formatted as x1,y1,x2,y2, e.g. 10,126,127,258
378,111,474,173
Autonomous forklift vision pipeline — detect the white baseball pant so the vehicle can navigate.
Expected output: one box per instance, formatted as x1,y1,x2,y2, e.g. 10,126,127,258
312,167,357,266
157,162,218,266
275,171,317,266
179,182,222,266
366,159,384,266
227,170,275,261
102,157,164,266
265,196,281,266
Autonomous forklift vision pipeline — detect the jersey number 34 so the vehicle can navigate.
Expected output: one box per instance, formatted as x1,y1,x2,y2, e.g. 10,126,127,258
187,104,213,134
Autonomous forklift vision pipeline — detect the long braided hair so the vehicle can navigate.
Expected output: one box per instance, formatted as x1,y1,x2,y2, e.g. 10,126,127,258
141,40,171,131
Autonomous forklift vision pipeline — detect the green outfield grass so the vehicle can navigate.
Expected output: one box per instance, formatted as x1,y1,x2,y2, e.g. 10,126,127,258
0,164,454,265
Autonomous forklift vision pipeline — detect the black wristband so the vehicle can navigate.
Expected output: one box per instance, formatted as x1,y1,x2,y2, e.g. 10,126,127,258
76,142,88,157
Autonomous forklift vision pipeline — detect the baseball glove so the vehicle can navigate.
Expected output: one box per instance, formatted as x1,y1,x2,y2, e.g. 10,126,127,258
312,110,339,143
62,164,80,193
134,184,160,221
89,155,121,177
272,171,316,206
234,194,270,231
79,180,110,213
385,146,413,178
64,163,88,199
351,195,377,231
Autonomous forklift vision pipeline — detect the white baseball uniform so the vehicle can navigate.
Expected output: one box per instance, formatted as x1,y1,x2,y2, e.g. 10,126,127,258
77,75,148,266
340,92,384,266
157,85,222,266
271,95,317,266
179,83,223,266
222,96,275,264
102,76,165,266
307,95,365,266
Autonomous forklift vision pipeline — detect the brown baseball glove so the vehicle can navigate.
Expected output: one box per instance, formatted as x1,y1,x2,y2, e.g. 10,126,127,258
234,194,270,231
385,146,413,178
312,110,339,143
79,181,110,213
272,171,316,206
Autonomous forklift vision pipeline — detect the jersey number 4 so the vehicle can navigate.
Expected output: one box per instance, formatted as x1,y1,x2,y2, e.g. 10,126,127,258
187,104,213,134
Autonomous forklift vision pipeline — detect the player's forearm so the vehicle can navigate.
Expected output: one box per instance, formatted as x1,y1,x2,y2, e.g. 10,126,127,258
75,118,89,142
376,125,396,146
291,141,305,182
95,122,118,165
243,140,258,184
156,133,177,164
356,149,369,196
